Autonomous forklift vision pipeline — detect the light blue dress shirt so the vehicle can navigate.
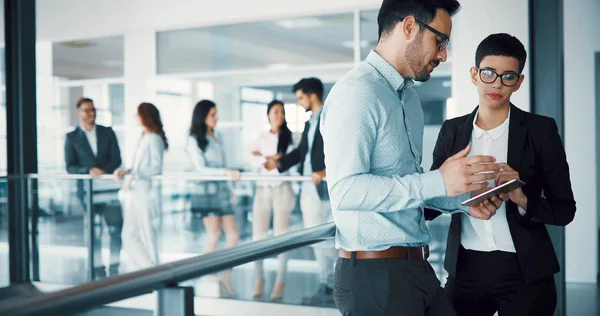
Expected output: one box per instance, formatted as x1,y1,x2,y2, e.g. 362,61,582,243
320,51,469,251
302,107,323,176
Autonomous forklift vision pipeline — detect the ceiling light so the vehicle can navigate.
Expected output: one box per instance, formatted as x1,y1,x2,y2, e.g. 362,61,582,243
60,40,97,48
274,17,325,29
266,63,291,70
341,40,376,49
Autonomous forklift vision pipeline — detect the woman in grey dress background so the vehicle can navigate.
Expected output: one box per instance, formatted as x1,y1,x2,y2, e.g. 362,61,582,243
186,99,240,297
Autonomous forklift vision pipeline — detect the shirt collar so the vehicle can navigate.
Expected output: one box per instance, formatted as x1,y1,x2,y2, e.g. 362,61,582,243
366,50,414,92
311,106,323,122
472,109,510,140
80,124,96,134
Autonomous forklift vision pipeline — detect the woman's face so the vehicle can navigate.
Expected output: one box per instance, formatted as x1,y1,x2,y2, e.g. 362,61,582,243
268,103,285,130
205,106,218,129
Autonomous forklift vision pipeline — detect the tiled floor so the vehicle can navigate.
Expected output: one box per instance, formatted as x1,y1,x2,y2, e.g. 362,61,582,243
566,283,599,316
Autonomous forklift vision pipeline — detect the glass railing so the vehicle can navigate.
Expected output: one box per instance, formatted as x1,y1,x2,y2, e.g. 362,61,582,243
2,172,453,312
179,242,337,308
27,174,334,277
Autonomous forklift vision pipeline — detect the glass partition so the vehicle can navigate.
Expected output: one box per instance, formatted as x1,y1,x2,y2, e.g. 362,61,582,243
157,13,355,75
26,175,340,310
0,178,8,287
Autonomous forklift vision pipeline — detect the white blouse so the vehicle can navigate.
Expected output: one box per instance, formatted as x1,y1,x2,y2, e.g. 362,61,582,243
251,130,296,187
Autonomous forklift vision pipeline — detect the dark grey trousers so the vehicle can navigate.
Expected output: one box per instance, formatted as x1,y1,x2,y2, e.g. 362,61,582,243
334,257,457,316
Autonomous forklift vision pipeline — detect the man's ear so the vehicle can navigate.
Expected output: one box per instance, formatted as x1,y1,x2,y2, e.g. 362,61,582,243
400,16,419,41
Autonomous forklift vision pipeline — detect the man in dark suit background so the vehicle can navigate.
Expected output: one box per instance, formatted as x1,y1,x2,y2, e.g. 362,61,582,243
65,97,123,278
264,78,336,305
426,34,576,316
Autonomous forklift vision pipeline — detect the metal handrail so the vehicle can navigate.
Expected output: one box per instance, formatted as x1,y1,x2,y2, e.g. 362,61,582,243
0,222,336,316
22,172,316,182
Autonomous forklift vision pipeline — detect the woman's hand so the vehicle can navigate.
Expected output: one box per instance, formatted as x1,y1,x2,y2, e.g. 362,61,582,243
113,169,128,182
495,163,527,210
226,169,241,181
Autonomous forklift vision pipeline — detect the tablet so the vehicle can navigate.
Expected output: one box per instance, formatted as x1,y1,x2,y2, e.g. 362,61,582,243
460,179,526,206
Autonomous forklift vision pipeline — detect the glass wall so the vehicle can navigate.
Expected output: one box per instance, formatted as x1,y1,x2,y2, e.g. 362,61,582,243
30,5,456,295
0,0,7,288
156,14,355,74
0,178,7,288
37,83,125,173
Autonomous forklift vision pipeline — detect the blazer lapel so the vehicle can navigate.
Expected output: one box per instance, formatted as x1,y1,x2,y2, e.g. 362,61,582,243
300,121,310,153
453,107,479,156
507,104,527,171
95,127,106,158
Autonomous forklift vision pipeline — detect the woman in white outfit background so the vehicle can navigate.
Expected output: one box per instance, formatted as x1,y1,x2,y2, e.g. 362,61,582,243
251,100,295,301
114,102,167,271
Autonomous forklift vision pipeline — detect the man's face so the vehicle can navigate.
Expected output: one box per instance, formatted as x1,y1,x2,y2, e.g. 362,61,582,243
78,101,96,126
405,9,452,82
295,90,312,112
470,55,524,109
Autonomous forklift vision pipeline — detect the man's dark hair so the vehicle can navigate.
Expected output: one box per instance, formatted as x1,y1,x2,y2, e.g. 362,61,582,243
76,97,94,108
377,0,461,40
475,33,527,74
292,77,324,102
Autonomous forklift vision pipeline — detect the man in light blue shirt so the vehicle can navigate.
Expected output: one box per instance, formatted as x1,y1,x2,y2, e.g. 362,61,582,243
320,0,502,315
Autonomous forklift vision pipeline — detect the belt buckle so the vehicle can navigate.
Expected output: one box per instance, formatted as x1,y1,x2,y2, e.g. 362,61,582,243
422,245,430,260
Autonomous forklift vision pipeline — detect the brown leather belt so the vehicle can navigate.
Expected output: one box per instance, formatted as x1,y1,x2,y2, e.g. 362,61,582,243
339,245,430,261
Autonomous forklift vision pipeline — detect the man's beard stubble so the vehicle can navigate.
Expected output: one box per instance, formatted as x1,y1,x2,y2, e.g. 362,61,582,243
405,32,433,82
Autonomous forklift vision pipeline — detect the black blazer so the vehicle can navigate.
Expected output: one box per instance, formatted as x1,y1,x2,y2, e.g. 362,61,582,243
425,104,576,284
278,115,328,200
65,125,122,174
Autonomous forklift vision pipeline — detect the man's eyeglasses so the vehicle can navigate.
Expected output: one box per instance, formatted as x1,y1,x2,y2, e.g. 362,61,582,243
478,68,521,87
414,18,449,52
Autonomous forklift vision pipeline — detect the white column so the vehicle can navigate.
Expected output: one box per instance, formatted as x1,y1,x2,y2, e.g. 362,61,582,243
36,41,61,172
124,31,157,167
450,0,530,118
564,0,600,284
212,79,243,168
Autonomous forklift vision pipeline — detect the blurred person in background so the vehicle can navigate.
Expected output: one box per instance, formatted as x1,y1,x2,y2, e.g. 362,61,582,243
65,97,123,279
250,100,296,301
114,102,167,271
264,78,336,305
186,99,241,298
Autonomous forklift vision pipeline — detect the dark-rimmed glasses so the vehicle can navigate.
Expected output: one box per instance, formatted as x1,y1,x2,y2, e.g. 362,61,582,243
478,68,521,87
414,18,449,52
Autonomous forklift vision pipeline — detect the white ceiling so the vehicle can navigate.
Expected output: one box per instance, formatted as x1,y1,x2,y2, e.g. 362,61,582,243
53,36,124,79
